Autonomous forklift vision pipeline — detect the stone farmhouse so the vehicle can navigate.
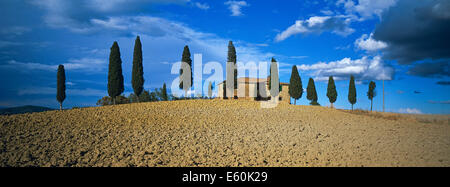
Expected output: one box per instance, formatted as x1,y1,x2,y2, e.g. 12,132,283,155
217,77,290,104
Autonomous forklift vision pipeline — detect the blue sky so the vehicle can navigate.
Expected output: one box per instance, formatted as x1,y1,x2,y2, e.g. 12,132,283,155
0,0,449,114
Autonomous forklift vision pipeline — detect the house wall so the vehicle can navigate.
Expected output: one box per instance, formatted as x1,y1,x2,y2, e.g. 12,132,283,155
217,82,290,104
218,83,224,98
280,85,290,104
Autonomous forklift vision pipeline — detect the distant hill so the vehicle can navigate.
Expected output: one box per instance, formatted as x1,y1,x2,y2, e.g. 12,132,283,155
0,105,54,115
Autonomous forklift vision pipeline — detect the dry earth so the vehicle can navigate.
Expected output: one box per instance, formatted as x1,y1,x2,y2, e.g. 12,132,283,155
0,100,449,167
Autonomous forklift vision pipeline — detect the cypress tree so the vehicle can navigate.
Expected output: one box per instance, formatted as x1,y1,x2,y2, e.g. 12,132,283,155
179,45,192,96
161,83,168,101
348,75,357,110
288,65,302,105
367,81,376,111
108,41,124,105
56,64,66,110
228,41,237,89
223,81,227,99
269,58,280,99
306,78,319,105
208,81,213,98
132,36,144,102
326,76,337,108
268,58,282,92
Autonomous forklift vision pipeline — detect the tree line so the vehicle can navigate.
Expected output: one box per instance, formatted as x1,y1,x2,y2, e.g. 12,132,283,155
56,36,377,111
56,36,215,110
287,65,377,111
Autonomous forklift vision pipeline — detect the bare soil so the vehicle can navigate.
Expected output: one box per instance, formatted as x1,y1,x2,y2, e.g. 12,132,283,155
1,100,449,167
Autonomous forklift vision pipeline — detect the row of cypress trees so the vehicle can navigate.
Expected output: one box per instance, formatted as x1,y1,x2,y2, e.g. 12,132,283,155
57,37,377,110
108,36,171,104
56,36,166,110
288,66,377,111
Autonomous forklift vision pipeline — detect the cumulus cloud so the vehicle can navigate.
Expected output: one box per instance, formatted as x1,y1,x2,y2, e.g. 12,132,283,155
3,14,274,76
297,55,394,81
355,33,387,51
80,16,274,64
275,16,355,42
398,108,422,114
29,0,272,65
31,0,189,33
224,1,249,16
337,0,398,19
373,0,450,65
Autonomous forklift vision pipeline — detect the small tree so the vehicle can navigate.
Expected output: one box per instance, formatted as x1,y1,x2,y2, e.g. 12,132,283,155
288,65,302,105
108,41,124,105
115,95,129,105
56,64,66,110
307,78,319,105
140,90,151,102
223,81,227,99
161,83,168,101
128,93,138,103
132,36,144,102
179,45,192,97
96,96,112,106
326,76,337,108
96,95,128,106
228,41,237,89
367,81,376,111
208,81,213,98
348,75,357,110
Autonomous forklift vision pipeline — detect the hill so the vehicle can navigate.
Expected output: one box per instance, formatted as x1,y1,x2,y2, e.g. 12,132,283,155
0,105,54,115
0,100,449,167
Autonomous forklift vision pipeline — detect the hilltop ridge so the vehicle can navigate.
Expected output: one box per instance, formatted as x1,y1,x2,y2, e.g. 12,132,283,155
1,100,449,167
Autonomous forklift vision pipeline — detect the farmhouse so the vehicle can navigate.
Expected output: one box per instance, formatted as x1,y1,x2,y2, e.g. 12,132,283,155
217,77,290,103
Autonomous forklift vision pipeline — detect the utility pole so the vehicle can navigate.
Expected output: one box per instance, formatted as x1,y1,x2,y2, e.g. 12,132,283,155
383,79,385,112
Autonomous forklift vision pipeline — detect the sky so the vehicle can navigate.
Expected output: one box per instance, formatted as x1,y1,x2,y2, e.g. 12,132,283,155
0,0,449,114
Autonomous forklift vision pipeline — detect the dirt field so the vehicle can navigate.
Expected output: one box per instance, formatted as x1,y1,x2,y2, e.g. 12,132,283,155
1,100,449,167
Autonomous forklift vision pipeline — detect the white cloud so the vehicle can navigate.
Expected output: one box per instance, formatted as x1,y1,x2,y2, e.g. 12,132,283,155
320,10,334,16
224,1,249,16
398,108,422,114
337,0,398,20
31,0,190,33
82,16,274,64
355,33,388,51
64,58,107,72
0,41,24,48
29,0,274,68
195,2,210,10
0,26,31,36
297,55,394,81
275,16,354,42
2,60,57,71
1,58,106,72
